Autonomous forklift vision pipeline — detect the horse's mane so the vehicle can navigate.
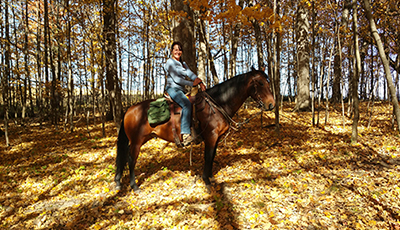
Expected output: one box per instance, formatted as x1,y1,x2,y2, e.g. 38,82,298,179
205,72,250,106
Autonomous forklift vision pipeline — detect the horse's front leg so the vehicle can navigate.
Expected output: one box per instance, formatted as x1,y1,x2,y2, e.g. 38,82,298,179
202,136,219,188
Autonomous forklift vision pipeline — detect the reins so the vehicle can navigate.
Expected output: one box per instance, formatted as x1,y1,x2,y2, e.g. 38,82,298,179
201,91,263,131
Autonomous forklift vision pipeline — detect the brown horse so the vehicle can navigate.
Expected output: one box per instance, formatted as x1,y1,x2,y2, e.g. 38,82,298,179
114,67,275,191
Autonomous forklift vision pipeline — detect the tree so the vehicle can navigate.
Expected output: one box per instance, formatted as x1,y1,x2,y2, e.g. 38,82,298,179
294,0,310,111
351,0,361,143
103,0,123,132
229,0,244,78
65,0,74,132
332,0,351,103
363,0,400,132
171,0,196,73
2,0,10,146
3,0,400,139
273,0,281,133
23,0,30,120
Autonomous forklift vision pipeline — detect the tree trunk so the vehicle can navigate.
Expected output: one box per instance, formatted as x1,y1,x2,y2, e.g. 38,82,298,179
332,0,351,103
12,5,21,119
317,36,327,126
197,13,207,83
351,0,361,143
294,1,310,111
363,0,400,131
103,0,123,132
36,1,43,127
44,0,50,114
311,0,316,125
171,0,196,73
3,0,10,146
325,35,336,125
100,41,106,137
273,0,281,134
197,16,219,86
229,0,244,78
252,19,264,69
50,0,59,129
90,39,96,125
66,0,74,132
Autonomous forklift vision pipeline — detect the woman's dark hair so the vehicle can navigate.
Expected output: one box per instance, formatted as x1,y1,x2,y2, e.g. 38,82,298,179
171,41,183,52
170,41,184,66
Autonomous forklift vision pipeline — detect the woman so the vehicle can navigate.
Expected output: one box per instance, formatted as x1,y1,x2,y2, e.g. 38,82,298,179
165,41,206,146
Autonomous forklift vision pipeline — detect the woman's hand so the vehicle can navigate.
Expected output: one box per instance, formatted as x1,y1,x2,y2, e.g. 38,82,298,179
199,82,206,91
193,78,206,91
193,78,202,86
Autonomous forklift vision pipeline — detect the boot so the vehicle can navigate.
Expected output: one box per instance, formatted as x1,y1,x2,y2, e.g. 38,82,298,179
182,134,192,147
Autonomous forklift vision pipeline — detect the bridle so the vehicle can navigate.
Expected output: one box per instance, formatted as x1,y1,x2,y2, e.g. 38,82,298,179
251,79,268,111
198,77,270,131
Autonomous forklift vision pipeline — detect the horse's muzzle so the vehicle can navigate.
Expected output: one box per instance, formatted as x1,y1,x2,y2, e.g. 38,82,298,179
259,102,274,111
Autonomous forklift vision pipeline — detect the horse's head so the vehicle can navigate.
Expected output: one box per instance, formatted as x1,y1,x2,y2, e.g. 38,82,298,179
249,69,275,111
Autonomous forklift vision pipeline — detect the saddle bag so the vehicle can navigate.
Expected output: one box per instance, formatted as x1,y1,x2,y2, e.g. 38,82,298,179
147,98,170,127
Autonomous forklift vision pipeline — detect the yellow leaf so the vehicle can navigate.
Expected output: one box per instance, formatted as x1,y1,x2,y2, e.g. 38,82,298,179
369,220,376,226
324,211,332,218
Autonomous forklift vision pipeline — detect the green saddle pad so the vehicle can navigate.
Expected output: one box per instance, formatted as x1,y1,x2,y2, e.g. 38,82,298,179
147,98,171,126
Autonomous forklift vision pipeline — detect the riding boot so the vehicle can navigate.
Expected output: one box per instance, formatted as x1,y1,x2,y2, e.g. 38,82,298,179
182,134,192,147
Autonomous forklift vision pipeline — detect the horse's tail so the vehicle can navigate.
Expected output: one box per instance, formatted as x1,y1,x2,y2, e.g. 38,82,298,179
115,120,129,189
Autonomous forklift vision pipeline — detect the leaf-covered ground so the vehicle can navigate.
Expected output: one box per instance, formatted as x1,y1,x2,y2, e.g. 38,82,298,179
1,102,400,229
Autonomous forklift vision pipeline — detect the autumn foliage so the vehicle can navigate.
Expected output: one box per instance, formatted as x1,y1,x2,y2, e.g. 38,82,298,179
1,101,400,229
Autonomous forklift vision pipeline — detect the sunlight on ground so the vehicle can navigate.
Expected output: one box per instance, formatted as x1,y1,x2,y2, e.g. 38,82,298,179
1,102,400,229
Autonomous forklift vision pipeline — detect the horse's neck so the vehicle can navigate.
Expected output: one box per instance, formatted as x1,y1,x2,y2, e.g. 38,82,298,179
208,77,250,117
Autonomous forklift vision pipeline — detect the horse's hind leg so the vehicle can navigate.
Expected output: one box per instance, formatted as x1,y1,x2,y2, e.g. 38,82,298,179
114,153,125,190
128,144,141,191
115,134,129,190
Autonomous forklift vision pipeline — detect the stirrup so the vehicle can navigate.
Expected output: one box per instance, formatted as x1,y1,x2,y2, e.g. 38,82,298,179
182,134,192,147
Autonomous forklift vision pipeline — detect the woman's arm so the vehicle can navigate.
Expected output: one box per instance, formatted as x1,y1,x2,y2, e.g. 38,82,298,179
166,59,196,86
182,62,197,81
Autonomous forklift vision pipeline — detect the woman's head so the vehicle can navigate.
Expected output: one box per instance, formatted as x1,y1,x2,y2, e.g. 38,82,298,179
171,41,183,61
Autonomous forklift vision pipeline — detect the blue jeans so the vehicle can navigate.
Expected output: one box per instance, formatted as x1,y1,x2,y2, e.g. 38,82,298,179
166,87,191,134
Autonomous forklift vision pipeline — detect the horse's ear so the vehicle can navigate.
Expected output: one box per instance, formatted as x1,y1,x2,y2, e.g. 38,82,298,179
251,66,256,71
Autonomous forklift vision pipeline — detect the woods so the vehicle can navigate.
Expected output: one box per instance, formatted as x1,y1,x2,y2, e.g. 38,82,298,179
1,0,400,140
1,0,400,229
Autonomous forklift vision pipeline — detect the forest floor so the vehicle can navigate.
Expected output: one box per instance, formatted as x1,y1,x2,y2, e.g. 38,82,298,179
1,101,400,230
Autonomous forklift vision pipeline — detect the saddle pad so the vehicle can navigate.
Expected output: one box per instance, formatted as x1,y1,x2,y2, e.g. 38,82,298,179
147,98,170,126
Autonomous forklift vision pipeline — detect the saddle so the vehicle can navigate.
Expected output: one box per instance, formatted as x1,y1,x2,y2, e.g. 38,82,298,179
163,89,202,147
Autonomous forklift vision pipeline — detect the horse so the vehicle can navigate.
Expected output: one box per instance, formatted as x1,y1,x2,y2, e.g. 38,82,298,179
114,67,275,191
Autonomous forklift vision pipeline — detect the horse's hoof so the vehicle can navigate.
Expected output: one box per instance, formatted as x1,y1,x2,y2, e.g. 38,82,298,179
131,185,140,192
115,183,122,191
205,184,212,194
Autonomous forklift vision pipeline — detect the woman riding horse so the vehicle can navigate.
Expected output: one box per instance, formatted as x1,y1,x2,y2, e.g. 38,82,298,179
165,41,206,146
114,66,275,192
